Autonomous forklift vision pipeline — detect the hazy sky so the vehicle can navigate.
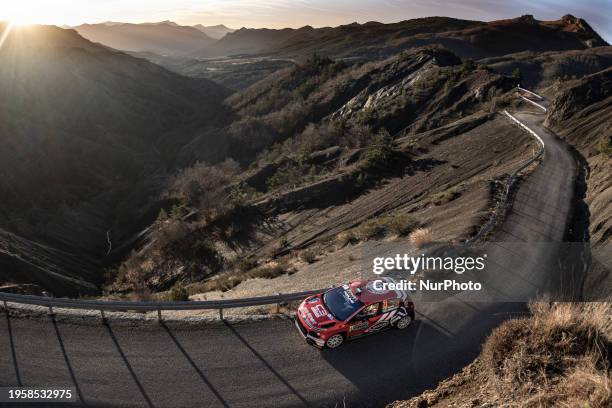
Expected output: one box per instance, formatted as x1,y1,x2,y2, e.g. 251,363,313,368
2,0,611,41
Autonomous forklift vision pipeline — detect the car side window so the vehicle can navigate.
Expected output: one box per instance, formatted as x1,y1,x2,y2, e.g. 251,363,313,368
362,303,380,317
382,298,401,313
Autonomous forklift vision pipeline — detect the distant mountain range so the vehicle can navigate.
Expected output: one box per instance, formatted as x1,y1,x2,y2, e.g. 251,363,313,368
193,24,235,39
72,15,607,60
73,20,216,56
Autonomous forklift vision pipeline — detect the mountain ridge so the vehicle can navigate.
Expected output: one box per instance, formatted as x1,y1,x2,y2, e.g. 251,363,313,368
0,24,231,295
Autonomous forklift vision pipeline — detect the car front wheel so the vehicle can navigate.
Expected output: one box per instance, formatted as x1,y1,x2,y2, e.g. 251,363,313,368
325,334,344,349
395,315,413,330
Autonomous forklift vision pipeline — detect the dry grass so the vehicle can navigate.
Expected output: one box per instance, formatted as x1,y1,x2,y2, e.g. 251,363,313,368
186,262,294,294
346,213,420,243
336,231,358,247
482,302,611,407
431,186,462,206
409,228,433,248
299,250,317,264
356,218,387,240
390,302,612,408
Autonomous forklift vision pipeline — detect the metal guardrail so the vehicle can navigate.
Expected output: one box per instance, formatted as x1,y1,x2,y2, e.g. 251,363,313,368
467,109,545,243
0,88,547,319
520,95,547,112
517,86,544,100
0,289,324,320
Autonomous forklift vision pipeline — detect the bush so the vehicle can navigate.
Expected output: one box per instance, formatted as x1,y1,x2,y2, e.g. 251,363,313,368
386,214,420,236
432,186,461,206
595,136,612,156
168,159,240,217
191,239,222,270
151,219,189,251
278,236,290,248
356,218,387,240
336,231,358,247
360,130,395,172
460,59,475,77
299,250,317,264
235,256,258,273
169,284,189,302
409,228,433,248
248,263,291,279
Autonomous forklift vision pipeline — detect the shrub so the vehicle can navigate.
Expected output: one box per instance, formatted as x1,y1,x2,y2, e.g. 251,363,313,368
409,228,433,248
460,59,475,77
356,218,387,240
115,252,152,293
191,238,222,269
235,256,258,273
336,231,358,247
595,136,612,156
169,284,189,302
360,130,395,172
168,159,240,217
299,250,317,264
386,214,420,236
432,186,461,206
248,263,290,279
511,67,522,82
151,219,189,251
278,236,290,248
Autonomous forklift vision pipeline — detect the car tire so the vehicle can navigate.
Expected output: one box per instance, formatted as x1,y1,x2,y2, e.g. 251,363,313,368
325,334,344,349
395,315,413,330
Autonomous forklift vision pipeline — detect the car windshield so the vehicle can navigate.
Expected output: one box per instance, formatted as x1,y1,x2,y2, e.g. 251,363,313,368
323,286,364,321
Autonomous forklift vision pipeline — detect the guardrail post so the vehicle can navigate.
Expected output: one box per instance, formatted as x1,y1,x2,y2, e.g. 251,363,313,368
275,293,281,314
47,305,55,316
100,310,106,323
157,310,162,322
2,300,7,312
219,308,224,320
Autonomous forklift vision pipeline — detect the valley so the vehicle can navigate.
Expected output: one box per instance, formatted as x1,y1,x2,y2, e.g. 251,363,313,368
0,6,611,408
0,15,609,305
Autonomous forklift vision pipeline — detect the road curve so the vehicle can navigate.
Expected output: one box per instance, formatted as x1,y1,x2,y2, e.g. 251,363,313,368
0,100,578,408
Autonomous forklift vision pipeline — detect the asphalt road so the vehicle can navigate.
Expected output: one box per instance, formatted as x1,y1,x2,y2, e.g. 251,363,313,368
0,104,578,408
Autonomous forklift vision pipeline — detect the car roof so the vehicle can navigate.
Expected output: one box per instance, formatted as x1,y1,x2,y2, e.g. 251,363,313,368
347,278,408,304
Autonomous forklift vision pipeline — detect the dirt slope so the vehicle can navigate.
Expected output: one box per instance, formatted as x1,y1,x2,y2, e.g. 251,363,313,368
544,67,612,298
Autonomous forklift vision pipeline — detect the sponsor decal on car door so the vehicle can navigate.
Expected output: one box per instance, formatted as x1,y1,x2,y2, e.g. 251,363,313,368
348,303,381,338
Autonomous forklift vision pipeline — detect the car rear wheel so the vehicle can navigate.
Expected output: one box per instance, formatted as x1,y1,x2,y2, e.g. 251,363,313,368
325,334,344,349
395,315,412,330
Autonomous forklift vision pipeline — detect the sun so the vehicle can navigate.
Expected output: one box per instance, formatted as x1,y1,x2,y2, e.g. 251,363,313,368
2,2,54,26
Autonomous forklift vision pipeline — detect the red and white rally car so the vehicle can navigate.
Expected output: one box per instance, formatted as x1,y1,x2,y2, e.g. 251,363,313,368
295,278,415,349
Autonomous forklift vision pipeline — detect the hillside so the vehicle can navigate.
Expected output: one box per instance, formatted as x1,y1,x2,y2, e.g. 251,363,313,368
200,15,607,60
544,67,612,298
193,24,235,39
109,46,544,295
200,17,482,58
480,46,612,88
74,21,215,56
0,24,231,295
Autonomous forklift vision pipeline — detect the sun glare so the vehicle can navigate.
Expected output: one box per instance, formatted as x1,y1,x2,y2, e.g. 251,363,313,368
2,2,55,27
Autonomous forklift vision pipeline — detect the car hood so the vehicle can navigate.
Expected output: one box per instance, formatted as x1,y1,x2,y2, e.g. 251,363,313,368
299,296,337,328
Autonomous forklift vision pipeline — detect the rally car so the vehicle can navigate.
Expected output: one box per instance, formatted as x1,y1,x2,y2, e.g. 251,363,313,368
294,278,415,349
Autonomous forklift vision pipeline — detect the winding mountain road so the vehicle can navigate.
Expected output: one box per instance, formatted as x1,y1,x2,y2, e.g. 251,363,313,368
0,94,579,408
